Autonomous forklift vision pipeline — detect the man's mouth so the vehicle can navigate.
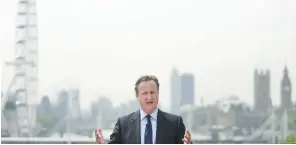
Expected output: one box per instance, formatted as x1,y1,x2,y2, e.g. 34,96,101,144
146,101,153,104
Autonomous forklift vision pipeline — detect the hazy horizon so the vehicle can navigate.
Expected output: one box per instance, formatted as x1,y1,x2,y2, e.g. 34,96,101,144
1,0,295,110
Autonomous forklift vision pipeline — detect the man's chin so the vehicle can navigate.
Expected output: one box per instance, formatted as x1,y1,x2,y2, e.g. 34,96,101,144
143,106,157,114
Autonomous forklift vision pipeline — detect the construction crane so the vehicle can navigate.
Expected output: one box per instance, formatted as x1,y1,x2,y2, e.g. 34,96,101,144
2,0,39,137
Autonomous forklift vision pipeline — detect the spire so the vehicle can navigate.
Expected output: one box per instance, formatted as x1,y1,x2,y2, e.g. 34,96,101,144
281,65,291,87
284,65,288,76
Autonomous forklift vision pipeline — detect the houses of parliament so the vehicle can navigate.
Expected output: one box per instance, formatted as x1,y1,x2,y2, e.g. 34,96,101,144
254,65,293,114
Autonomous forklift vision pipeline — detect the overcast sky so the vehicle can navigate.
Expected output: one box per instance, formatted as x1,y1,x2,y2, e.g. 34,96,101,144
1,0,295,110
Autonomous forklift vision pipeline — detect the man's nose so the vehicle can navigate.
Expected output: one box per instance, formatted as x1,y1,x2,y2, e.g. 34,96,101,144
146,93,152,99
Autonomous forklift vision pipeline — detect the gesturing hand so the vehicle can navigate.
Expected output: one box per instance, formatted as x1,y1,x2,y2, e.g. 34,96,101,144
182,128,191,144
95,128,104,144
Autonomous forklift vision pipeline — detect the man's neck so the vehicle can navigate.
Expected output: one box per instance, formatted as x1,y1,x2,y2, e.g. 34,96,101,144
140,108,158,120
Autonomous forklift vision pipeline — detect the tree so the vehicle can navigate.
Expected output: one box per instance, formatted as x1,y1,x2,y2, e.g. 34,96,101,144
37,115,52,128
281,134,296,143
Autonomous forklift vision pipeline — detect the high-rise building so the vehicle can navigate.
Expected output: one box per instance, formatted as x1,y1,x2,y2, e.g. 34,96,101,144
69,88,81,119
56,90,69,119
254,69,272,113
180,73,195,106
96,97,114,128
170,68,181,115
55,89,81,119
39,96,51,116
280,66,292,110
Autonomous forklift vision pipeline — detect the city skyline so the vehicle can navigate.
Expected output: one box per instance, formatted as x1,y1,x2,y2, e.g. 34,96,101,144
17,66,296,112
1,0,296,110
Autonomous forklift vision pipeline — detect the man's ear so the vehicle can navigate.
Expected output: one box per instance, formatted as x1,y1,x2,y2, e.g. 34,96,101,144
135,93,139,99
136,96,141,102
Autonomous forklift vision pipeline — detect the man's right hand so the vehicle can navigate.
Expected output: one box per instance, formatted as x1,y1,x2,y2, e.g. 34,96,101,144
95,128,104,144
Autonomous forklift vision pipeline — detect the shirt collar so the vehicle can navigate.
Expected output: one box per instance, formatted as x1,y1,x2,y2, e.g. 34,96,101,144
140,108,158,121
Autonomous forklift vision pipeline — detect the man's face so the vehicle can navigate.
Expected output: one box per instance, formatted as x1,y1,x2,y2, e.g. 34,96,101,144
137,80,159,114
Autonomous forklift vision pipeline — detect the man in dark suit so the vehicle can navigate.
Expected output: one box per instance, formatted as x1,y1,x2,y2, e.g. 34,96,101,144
95,75,191,144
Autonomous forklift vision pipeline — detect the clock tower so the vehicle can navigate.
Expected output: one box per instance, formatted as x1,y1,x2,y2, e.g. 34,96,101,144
281,65,292,110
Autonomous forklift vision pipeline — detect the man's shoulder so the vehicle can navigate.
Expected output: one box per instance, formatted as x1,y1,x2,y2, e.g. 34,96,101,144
159,110,182,121
117,110,139,122
117,109,183,122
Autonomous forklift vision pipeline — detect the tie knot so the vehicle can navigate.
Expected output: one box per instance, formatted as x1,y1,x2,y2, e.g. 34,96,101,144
146,114,152,126
146,114,151,119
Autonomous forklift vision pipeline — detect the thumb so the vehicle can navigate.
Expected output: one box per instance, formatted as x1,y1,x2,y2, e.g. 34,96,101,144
98,128,103,135
97,128,103,138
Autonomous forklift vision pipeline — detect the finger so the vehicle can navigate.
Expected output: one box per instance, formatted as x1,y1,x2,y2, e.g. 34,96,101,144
95,129,103,143
95,129,99,138
185,129,191,138
96,129,100,137
185,129,190,136
97,129,103,138
183,138,189,144
185,128,190,135
187,130,191,135
98,128,103,135
184,133,190,140
184,134,190,140
184,135,190,143
98,129,104,142
95,130,99,143
184,131,191,144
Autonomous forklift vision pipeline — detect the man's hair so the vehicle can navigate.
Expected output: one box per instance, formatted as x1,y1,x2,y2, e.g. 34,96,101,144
134,75,160,96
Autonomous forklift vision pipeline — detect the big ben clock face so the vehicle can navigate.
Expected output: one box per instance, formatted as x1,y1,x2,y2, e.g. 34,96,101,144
283,85,291,91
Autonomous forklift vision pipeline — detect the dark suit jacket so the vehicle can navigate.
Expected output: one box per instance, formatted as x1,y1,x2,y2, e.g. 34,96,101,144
107,109,186,144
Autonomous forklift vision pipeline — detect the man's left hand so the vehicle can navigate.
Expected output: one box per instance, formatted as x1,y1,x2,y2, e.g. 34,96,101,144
182,128,191,144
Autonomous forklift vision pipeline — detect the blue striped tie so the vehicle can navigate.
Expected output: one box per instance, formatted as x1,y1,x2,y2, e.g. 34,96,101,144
144,115,153,144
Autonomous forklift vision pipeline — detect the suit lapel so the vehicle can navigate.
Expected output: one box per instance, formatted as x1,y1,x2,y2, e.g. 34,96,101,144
130,110,141,144
156,109,165,144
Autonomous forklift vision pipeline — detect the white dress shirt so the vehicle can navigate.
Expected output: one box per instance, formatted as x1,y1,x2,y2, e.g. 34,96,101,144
140,108,158,144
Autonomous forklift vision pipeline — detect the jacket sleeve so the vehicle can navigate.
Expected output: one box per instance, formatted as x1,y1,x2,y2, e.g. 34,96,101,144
176,116,186,144
176,116,193,144
108,118,122,144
